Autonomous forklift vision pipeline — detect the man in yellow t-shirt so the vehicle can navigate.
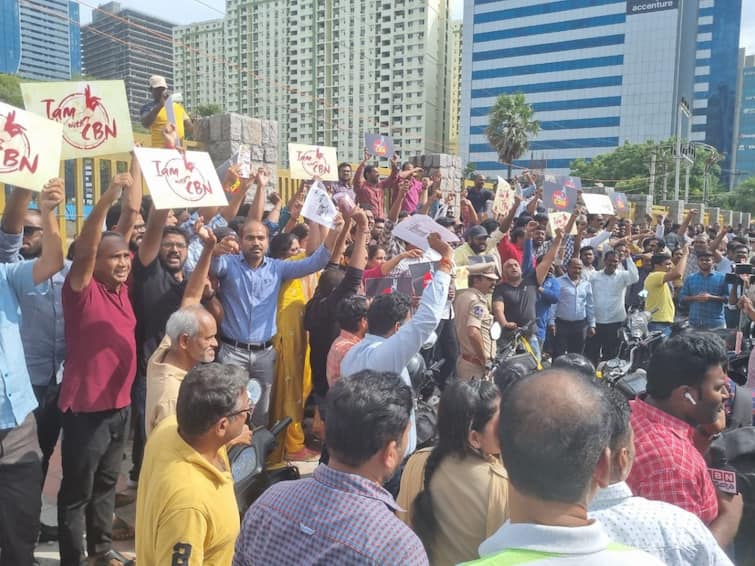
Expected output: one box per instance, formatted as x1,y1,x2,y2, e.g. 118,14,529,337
643,245,689,336
140,75,193,148
136,363,250,566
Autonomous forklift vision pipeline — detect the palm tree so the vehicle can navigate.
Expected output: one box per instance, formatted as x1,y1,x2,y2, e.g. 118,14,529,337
485,93,540,179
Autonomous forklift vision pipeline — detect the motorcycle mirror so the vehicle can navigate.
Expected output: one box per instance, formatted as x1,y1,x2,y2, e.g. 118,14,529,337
247,379,262,405
490,321,502,341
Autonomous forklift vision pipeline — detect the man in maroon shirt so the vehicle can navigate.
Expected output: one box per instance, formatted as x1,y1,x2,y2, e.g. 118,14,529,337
352,150,400,217
626,332,742,549
57,172,141,566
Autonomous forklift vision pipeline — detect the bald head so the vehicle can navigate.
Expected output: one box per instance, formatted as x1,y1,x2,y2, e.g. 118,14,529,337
499,369,611,504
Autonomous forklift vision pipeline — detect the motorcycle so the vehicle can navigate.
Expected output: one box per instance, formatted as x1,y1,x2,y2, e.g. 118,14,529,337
487,322,542,380
228,380,300,515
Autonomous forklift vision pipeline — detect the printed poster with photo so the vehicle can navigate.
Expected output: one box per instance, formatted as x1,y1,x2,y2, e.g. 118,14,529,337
134,147,228,210
301,180,338,228
364,133,394,159
21,80,133,159
391,214,460,251
542,175,580,213
407,261,440,296
611,192,630,217
0,102,63,192
492,176,515,217
364,276,413,298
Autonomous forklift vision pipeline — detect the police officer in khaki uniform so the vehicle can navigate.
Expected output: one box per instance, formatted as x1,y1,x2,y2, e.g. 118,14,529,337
454,262,499,380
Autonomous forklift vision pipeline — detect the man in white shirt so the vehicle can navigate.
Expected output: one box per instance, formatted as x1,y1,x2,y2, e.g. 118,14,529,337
587,250,639,363
589,387,733,566
468,369,663,566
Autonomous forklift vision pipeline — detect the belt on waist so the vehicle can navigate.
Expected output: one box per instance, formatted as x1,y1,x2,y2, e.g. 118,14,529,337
461,353,485,366
220,335,273,351
555,318,587,324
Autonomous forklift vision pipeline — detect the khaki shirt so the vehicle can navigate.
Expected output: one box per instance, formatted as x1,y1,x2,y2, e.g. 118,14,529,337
145,336,188,436
454,287,495,363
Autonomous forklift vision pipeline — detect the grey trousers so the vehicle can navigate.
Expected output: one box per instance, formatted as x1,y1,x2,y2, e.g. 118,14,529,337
219,343,277,427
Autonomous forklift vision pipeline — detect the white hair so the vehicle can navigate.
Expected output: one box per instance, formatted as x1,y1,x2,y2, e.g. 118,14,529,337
165,305,208,342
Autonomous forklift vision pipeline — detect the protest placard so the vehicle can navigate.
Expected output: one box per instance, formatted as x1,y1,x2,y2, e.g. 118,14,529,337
364,276,413,298
134,147,228,210
492,176,515,217
582,193,615,215
288,143,338,181
301,181,338,228
548,211,577,236
0,102,63,192
407,261,440,296
237,144,252,179
542,175,580,212
21,80,133,159
611,192,629,217
364,133,394,159
391,214,460,251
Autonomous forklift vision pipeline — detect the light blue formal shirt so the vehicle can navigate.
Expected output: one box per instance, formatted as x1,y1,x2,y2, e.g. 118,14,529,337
340,270,451,456
211,245,330,343
0,260,49,429
553,274,595,327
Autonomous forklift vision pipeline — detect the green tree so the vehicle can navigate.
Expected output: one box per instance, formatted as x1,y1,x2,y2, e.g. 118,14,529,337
570,138,723,201
0,73,24,107
721,177,755,212
486,93,540,179
195,103,223,117
463,162,477,179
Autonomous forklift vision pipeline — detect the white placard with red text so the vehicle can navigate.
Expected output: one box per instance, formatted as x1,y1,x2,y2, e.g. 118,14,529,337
288,143,339,181
0,102,63,192
133,147,228,210
21,80,134,159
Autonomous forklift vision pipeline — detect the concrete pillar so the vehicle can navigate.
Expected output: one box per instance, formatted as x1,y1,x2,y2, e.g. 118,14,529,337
707,207,721,228
731,211,743,229
660,200,685,224
410,153,463,210
721,210,733,226
685,202,705,224
742,212,751,230
194,112,279,193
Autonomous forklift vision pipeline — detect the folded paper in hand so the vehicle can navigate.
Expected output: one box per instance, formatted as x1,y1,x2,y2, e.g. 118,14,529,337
391,214,460,251
302,181,337,228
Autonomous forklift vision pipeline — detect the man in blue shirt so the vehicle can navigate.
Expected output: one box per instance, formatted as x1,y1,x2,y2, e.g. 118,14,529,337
552,258,595,356
679,250,728,330
0,181,64,565
212,217,341,427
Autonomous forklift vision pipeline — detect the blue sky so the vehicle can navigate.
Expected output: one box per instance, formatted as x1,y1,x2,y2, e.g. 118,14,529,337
80,0,753,53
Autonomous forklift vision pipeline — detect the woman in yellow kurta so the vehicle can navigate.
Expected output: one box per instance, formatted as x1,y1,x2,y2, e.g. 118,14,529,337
268,232,318,460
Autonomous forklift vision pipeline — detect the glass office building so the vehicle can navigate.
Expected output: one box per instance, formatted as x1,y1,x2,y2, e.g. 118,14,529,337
461,0,709,177
736,56,755,186
692,0,742,188
0,0,80,80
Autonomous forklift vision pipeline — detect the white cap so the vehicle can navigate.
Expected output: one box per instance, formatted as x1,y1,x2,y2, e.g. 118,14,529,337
149,75,167,89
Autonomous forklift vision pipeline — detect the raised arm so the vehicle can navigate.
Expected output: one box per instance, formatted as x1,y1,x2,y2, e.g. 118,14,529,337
68,174,131,292
678,209,696,237
665,243,689,283
113,152,143,241
1,187,33,235
182,221,217,307
137,205,170,267
380,249,423,275
710,225,727,263
498,195,523,234
246,167,271,223
353,150,369,189
349,210,370,270
536,229,564,286
329,216,353,266
31,180,65,285
307,220,324,256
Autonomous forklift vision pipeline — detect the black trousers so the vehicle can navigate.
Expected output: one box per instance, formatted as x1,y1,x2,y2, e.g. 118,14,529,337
32,380,62,482
586,322,623,365
435,318,459,388
554,318,588,357
130,374,146,483
0,413,42,566
57,407,130,566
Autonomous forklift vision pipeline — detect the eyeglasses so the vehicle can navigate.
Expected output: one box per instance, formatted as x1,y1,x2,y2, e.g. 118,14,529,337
227,403,254,421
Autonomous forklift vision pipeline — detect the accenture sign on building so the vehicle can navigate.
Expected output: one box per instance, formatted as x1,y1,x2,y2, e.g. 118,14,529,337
626,0,679,14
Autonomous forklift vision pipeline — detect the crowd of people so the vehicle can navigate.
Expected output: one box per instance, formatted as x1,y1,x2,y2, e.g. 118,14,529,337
1,95,755,564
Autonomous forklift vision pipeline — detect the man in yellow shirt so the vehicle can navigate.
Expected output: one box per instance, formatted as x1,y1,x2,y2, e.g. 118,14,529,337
136,363,249,566
643,245,689,336
140,75,193,148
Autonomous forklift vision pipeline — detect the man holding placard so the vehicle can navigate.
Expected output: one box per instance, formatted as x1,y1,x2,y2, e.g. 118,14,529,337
0,181,64,565
140,75,193,148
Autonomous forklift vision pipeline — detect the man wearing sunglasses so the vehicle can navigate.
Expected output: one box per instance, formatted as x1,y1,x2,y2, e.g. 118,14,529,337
136,362,249,566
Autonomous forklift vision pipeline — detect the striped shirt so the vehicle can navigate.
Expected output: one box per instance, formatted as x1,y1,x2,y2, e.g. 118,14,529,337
678,270,727,329
233,465,428,566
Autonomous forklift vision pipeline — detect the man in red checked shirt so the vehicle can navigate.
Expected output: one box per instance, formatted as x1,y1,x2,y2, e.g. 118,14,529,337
626,331,742,548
